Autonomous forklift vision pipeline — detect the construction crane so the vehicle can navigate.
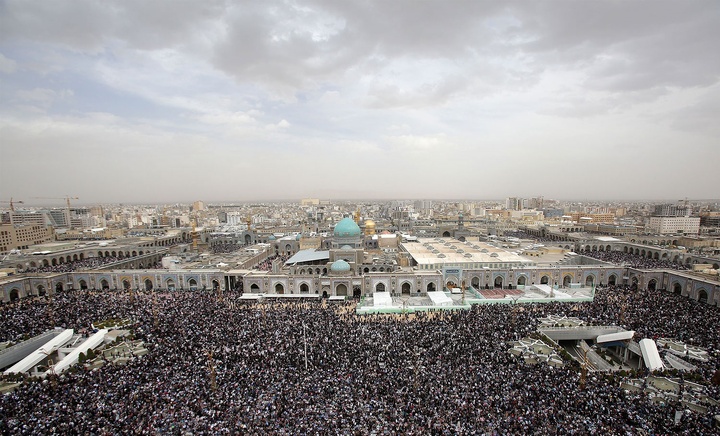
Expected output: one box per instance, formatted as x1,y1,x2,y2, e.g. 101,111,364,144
0,198,24,211
32,196,79,208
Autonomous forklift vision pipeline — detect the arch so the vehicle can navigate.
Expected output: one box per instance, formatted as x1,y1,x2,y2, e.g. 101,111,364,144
698,289,708,304
188,278,197,291
37,285,46,296
673,283,682,295
244,234,252,245
426,282,436,292
363,267,369,273
79,279,88,290
212,280,220,290
585,245,591,252
598,245,604,252
653,252,659,260
166,279,175,291
471,276,480,288
132,251,137,256
353,286,362,298
98,251,104,258
275,283,284,294
634,249,640,255
29,261,37,268
300,283,309,294
145,279,154,291
55,282,63,292
375,283,386,292
585,275,595,287
111,251,117,257
608,274,617,286
122,280,131,290
315,268,321,275
9,289,20,301
73,254,78,261
516,275,526,287
494,276,503,289
592,245,597,251
606,245,611,252
647,279,657,291
250,283,260,292
540,275,549,285
563,275,572,288
51,258,57,266
401,282,411,295
641,250,646,257
322,268,328,274
336,283,348,296
442,231,451,237
99,279,109,290
66,255,71,263
105,251,110,257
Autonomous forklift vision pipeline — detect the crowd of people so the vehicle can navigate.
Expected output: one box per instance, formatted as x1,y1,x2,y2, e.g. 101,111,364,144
0,284,718,434
19,256,126,274
255,254,290,272
582,250,689,270
211,242,241,254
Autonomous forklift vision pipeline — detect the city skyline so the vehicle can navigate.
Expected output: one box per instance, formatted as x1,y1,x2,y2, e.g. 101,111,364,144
1,1,719,203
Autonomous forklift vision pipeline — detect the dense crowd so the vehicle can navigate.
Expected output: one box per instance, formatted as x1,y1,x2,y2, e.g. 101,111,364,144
0,286,718,434
19,258,164,275
503,230,556,243
582,250,689,271
211,243,241,254
19,256,125,274
255,254,290,271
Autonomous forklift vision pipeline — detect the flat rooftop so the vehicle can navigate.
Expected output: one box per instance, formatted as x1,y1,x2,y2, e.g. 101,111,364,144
401,237,534,267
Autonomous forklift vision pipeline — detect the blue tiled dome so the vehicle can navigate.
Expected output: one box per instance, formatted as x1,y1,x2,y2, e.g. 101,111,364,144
334,218,362,238
330,259,351,272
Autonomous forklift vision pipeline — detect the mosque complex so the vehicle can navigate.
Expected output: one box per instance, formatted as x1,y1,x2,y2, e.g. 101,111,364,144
1,213,718,311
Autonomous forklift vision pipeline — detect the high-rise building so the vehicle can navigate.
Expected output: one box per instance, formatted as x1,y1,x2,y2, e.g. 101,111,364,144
647,216,700,235
654,204,691,217
0,224,55,254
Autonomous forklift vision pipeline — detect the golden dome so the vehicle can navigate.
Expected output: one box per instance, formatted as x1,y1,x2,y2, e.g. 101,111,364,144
364,219,376,236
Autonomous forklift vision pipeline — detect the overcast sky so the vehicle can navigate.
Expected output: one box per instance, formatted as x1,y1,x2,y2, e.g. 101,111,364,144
1,0,718,205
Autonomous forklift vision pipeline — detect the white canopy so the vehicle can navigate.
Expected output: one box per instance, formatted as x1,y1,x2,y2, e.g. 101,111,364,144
428,291,453,306
373,292,393,307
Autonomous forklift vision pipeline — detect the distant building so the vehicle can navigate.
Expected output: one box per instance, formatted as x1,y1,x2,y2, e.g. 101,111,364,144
647,216,700,235
0,224,55,254
192,201,206,212
654,204,691,217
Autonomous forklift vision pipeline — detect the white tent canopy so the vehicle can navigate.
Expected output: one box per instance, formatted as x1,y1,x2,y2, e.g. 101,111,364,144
427,291,453,306
373,292,393,307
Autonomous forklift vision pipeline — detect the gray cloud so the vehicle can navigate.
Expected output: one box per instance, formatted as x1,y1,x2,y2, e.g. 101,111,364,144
0,0,718,203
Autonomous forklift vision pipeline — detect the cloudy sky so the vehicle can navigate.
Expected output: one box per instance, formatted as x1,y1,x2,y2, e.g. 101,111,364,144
1,0,718,205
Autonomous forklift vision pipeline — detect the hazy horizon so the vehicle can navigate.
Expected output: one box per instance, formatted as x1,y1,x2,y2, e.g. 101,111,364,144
1,1,719,204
